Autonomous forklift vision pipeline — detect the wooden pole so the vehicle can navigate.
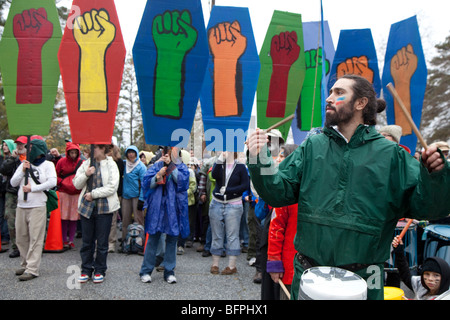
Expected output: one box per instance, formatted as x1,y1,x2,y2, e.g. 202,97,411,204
386,83,428,150
279,279,291,300
263,114,295,134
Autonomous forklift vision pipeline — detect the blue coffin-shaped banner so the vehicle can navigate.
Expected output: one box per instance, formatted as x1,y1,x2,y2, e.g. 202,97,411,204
328,29,381,96
382,16,427,154
133,0,209,147
200,6,260,152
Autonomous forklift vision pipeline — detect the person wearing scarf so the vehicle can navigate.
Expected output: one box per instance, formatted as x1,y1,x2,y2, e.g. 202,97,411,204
73,144,120,284
10,139,57,281
121,145,147,245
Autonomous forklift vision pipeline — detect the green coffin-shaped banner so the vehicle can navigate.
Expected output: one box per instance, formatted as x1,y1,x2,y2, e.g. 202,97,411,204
0,0,62,136
256,10,306,141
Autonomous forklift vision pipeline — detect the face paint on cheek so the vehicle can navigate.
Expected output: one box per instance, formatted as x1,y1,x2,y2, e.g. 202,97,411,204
336,96,346,106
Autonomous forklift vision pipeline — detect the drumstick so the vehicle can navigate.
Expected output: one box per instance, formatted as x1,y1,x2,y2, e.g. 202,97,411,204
386,83,428,150
398,219,414,241
263,114,295,134
279,279,291,300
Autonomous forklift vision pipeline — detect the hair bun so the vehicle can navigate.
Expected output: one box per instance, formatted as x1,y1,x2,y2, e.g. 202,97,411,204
376,99,387,113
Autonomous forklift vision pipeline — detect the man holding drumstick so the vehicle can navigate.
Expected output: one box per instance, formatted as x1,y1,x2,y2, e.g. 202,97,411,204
246,74,449,300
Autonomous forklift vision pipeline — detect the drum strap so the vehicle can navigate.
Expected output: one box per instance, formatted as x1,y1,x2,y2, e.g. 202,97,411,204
295,253,371,273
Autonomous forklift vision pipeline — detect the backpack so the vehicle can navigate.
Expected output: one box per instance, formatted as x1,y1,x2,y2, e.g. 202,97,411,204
122,223,145,254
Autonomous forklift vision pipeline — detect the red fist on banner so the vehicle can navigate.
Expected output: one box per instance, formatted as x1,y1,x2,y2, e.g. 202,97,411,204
13,8,53,104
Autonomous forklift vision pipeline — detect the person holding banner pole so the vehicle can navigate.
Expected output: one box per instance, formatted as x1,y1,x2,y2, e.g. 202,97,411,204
247,74,450,300
10,139,57,281
139,147,190,284
73,144,120,284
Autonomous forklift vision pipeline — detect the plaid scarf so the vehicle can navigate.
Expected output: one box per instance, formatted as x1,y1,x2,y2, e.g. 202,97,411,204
78,162,109,218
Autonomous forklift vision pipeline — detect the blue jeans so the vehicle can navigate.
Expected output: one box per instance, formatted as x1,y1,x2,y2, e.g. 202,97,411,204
209,199,243,256
80,209,112,276
140,232,177,280
240,201,249,247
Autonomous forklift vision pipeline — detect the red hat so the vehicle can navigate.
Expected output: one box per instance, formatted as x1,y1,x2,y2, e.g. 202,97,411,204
15,136,28,144
30,135,44,141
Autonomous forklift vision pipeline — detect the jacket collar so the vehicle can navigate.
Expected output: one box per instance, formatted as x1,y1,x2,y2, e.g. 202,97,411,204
324,125,384,148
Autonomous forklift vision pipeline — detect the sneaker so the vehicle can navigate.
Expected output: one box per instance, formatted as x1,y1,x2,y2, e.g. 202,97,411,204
177,246,184,255
166,275,177,284
248,257,256,266
78,274,90,283
141,274,152,283
68,242,75,249
93,274,104,283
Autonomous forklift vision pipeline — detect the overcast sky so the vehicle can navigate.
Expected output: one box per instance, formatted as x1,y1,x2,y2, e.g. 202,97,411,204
110,0,449,62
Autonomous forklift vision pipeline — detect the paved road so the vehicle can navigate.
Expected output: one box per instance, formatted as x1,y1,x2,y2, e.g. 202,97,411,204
0,235,262,301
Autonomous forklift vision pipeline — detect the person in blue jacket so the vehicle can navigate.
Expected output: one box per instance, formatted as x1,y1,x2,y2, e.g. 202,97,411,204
121,145,147,243
139,147,189,284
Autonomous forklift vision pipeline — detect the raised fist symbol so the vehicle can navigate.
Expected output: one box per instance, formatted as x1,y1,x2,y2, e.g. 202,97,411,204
298,48,330,130
337,55,374,83
13,8,54,104
208,21,247,117
390,44,418,135
266,31,300,118
73,9,116,112
152,10,198,119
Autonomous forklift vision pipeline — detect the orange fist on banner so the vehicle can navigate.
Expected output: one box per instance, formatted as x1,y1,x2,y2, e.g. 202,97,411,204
208,21,247,117
337,55,374,84
390,44,418,135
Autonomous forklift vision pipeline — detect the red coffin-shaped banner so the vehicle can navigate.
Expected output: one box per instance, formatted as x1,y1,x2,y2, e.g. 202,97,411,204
58,0,126,144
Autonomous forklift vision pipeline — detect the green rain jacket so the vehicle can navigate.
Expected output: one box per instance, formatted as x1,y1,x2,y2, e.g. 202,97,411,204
248,125,450,300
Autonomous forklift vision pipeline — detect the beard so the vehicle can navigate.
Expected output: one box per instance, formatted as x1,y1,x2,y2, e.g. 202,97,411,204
324,100,354,127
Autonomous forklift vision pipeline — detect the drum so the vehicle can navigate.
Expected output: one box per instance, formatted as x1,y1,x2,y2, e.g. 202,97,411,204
384,286,406,300
386,220,418,271
299,267,367,300
423,224,450,264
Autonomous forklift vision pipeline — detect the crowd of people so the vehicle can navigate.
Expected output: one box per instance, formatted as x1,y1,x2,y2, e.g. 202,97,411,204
0,75,449,300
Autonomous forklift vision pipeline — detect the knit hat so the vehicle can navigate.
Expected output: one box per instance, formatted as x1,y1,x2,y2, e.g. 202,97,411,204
379,125,402,144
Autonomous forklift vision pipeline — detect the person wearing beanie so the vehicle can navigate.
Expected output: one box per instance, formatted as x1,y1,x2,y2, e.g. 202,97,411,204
10,139,57,281
379,125,402,144
392,236,450,299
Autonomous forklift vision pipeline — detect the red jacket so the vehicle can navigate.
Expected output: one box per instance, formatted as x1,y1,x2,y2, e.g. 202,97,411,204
55,142,83,195
266,204,298,285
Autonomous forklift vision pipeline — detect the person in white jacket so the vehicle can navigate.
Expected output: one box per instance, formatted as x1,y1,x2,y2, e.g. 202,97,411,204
72,144,120,284
10,139,57,281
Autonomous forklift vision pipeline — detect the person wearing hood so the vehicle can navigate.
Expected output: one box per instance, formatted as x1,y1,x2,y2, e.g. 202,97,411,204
0,140,21,258
55,142,83,249
10,139,57,281
139,147,190,284
247,74,450,300
121,145,147,245
139,151,155,167
392,236,450,299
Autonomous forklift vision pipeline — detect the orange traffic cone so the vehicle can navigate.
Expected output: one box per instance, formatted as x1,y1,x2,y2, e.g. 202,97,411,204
44,192,67,253
0,233,8,253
